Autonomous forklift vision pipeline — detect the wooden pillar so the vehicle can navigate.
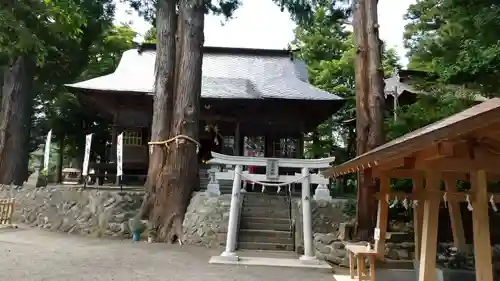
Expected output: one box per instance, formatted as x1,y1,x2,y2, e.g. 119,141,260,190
418,170,440,281
444,177,468,253
412,175,424,261
234,123,241,156
111,125,118,162
264,135,273,157
374,171,389,259
470,170,493,281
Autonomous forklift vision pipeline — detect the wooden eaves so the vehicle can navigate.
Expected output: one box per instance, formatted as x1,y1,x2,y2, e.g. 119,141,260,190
323,98,500,281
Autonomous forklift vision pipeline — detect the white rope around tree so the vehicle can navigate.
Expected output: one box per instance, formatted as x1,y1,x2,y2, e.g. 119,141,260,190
148,135,201,154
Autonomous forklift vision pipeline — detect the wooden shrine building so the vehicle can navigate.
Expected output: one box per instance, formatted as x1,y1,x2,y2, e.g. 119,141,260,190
324,98,500,281
65,44,344,181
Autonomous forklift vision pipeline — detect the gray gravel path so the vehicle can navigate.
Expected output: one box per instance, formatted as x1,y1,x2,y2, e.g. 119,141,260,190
0,227,334,281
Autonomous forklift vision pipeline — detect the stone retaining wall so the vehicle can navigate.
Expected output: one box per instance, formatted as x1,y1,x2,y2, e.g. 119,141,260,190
182,193,231,247
292,198,352,254
0,186,230,247
314,232,416,267
0,185,143,237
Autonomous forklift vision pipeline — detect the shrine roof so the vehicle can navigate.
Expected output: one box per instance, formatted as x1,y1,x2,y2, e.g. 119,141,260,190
323,98,500,177
65,45,343,102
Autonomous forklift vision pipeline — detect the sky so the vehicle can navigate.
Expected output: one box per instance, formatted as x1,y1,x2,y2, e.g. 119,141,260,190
114,0,416,66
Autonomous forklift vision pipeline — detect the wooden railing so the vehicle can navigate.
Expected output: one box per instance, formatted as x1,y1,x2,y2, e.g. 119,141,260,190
0,198,14,225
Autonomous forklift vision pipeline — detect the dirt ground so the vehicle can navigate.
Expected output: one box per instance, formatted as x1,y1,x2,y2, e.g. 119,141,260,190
0,227,335,281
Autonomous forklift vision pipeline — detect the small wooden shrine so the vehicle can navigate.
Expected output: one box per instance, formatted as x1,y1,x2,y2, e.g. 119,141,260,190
324,98,500,281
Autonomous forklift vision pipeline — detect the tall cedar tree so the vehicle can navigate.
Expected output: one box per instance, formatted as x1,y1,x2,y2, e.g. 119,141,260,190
134,0,240,243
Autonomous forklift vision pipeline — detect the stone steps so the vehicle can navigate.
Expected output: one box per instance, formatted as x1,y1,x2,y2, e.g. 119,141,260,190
239,229,292,239
237,241,294,251
237,194,294,252
240,207,290,218
238,234,294,244
239,217,291,231
243,194,289,203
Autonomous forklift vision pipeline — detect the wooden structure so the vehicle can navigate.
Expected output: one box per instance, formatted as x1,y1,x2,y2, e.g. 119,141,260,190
65,44,344,181
346,244,377,281
324,98,500,281
0,198,14,225
207,152,334,263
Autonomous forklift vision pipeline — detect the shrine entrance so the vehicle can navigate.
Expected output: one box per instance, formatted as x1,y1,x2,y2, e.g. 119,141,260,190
206,152,335,266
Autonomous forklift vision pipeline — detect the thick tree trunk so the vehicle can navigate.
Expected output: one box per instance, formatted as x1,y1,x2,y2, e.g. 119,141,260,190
0,55,34,185
352,0,384,241
144,0,178,192
140,0,204,244
152,0,204,243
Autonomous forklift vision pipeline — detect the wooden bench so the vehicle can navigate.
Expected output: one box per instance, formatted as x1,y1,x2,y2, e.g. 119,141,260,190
0,198,14,226
345,244,377,281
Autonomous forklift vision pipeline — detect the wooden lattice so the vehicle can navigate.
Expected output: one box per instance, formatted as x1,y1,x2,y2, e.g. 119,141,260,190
0,198,14,225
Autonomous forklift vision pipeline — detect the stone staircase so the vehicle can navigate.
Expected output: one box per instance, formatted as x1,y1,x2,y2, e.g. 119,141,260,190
238,194,294,251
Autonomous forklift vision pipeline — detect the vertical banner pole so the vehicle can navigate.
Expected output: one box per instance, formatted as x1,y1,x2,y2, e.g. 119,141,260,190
117,132,123,191
82,133,93,189
43,130,52,187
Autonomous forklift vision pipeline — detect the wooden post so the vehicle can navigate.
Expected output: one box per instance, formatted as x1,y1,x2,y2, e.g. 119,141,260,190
357,255,365,280
234,123,241,156
412,175,424,261
444,177,468,252
418,170,440,281
470,170,493,281
374,172,389,260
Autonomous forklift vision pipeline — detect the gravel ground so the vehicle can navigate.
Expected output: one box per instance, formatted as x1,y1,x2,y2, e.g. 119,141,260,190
0,227,335,281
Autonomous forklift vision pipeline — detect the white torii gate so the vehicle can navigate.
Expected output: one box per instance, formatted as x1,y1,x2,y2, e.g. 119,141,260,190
207,152,335,263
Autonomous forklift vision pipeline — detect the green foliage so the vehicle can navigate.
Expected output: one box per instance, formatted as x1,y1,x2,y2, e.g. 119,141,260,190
125,0,242,24
0,0,91,64
40,24,136,162
404,0,500,95
385,87,476,141
291,1,400,162
342,199,357,218
274,0,351,25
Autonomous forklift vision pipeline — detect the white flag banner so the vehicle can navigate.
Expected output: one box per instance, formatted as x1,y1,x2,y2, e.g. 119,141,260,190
116,132,123,177
82,133,93,176
43,130,52,175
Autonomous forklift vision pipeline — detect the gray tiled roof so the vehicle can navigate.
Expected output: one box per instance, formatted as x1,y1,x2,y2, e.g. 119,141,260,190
66,48,343,101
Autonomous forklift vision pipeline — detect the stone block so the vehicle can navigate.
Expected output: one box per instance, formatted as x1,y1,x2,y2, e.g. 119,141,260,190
337,222,354,241
313,184,332,202
206,183,220,197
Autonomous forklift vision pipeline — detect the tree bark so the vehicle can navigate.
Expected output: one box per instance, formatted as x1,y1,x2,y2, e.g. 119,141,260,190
140,0,204,244
153,0,204,243
144,0,178,192
0,55,35,185
352,0,384,241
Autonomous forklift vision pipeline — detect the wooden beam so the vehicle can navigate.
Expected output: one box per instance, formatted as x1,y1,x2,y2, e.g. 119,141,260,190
412,175,424,261
418,169,440,281
374,172,390,260
470,170,493,281
444,177,468,253
372,168,500,182
415,155,500,173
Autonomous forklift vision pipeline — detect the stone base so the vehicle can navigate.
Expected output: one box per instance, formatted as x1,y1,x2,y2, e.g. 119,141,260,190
206,183,220,197
209,256,331,271
299,255,320,265
220,251,239,261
